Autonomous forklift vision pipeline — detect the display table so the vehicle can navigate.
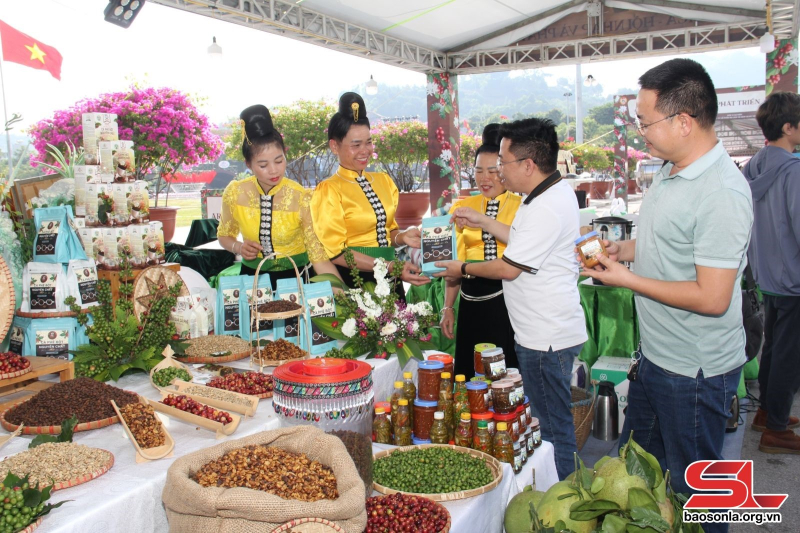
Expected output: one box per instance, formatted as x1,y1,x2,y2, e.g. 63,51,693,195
578,278,639,368
0,354,558,533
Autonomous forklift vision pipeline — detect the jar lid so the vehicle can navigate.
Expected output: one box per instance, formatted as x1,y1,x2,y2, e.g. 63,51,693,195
477,420,488,428
418,360,444,371
428,353,453,364
574,230,599,245
512,374,523,383
460,412,472,420
474,343,496,352
272,359,372,396
441,372,451,379
434,411,444,420
530,417,539,426
493,411,516,421
301,358,349,376
472,411,493,420
481,347,504,358
414,398,438,408
473,373,485,378
491,379,514,390
398,399,408,406
497,422,508,431
466,381,488,391
412,437,431,445
455,374,466,382
376,401,391,412
506,368,519,375
375,407,385,414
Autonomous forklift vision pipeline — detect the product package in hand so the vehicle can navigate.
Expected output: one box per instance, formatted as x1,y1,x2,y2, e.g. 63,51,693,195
420,215,457,275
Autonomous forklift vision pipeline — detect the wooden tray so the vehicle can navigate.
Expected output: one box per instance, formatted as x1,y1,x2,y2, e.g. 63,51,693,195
205,371,275,400
0,400,119,435
111,398,175,463
149,347,195,392
269,518,345,533
51,448,114,491
172,379,258,417
0,358,74,414
254,307,303,321
14,310,80,319
0,360,32,381
0,256,15,342
175,348,252,365
372,444,503,502
151,391,241,438
0,424,22,450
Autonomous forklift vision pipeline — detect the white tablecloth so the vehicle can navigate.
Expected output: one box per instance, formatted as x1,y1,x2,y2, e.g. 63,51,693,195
1,354,557,533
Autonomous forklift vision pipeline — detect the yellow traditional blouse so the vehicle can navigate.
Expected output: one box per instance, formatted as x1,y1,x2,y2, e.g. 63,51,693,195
311,166,400,258
449,191,521,262
217,176,328,264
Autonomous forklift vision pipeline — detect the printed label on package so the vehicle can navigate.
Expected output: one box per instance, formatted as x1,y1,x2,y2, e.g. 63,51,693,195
308,295,335,346
29,273,57,310
421,224,455,264
36,329,69,359
74,266,98,305
280,292,300,339
247,288,273,332
222,289,240,333
8,327,24,355
36,221,60,256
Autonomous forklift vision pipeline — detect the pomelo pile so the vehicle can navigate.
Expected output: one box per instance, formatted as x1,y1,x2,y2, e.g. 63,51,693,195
504,434,701,533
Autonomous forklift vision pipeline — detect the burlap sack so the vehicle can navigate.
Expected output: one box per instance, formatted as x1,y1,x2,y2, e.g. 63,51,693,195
162,426,367,533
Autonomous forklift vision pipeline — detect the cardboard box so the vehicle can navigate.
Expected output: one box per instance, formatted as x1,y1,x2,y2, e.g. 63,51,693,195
590,356,630,428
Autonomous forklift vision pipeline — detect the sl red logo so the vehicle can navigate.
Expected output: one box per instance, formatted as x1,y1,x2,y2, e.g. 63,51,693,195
684,460,788,509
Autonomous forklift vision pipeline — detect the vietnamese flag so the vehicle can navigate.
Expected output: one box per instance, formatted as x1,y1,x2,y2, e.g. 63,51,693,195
0,21,62,80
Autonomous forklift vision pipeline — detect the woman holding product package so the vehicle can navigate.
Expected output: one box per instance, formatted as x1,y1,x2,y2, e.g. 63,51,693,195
217,104,342,290
311,92,429,295
440,124,521,376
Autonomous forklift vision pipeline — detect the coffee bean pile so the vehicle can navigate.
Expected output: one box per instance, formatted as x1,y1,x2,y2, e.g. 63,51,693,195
5,378,138,427
119,402,165,449
192,445,338,501
255,338,305,362
365,493,450,533
257,300,301,314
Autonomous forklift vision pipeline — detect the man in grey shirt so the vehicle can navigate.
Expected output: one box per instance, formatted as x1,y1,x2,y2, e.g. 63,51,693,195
581,59,752,533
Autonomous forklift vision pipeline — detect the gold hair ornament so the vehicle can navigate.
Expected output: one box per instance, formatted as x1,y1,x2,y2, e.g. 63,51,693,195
242,120,252,146
351,102,360,122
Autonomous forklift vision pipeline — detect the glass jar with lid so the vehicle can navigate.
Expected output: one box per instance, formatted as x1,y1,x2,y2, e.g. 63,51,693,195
412,398,438,440
493,410,519,440
471,411,495,438
417,360,444,401
530,417,542,448
481,347,507,380
474,343,496,376
491,380,516,414
428,353,454,378
466,381,488,413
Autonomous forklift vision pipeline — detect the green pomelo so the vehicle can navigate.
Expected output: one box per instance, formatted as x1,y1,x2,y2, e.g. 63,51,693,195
593,457,650,510
504,490,546,533
537,481,597,533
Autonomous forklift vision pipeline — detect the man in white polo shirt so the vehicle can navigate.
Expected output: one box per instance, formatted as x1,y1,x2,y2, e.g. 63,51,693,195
434,118,587,479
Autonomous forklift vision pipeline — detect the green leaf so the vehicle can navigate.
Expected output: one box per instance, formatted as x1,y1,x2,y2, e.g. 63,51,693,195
591,476,606,494
3,473,22,489
628,488,659,514
569,499,621,521
628,507,670,532
416,339,437,350
309,274,347,290
36,498,69,518
109,363,132,382
781,64,790,75
626,446,657,489
766,67,779,77
22,488,41,508
395,344,412,369
340,339,361,356
29,434,59,448
311,317,347,340
628,439,663,489
403,339,424,361
364,281,377,295
602,514,631,533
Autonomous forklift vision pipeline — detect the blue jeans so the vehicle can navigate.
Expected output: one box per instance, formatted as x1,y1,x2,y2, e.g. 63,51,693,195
515,343,582,480
620,352,742,533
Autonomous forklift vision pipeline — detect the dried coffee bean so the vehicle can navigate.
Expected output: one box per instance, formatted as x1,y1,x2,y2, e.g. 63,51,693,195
0,442,112,486
255,338,305,362
257,300,301,313
184,335,252,358
119,402,165,449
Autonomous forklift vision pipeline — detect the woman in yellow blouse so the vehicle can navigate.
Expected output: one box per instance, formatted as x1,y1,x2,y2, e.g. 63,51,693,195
217,104,342,290
311,92,429,294
441,125,521,376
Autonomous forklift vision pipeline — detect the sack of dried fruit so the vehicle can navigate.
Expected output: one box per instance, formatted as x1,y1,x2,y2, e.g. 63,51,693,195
162,425,367,533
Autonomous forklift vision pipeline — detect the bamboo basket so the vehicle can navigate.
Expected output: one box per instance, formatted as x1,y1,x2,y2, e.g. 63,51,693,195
250,252,312,373
151,390,241,438
111,398,175,463
0,358,32,380
0,256,14,344
365,495,451,533
149,346,195,392
19,517,42,533
50,449,114,491
171,379,259,417
0,399,123,435
269,518,346,533
372,444,503,502
570,385,596,451
14,310,83,319
174,348,252,365
204,372,274,399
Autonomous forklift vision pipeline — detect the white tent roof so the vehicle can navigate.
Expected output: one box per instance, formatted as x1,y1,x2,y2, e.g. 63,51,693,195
152,0,797,73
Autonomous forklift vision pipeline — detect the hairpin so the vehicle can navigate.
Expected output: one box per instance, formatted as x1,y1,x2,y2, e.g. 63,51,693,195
351,102,359,122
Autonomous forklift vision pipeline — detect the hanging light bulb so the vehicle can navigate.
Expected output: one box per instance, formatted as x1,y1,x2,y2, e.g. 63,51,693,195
760,32,776,53
366,75,378,95
584,74,598,87
208,36,223,56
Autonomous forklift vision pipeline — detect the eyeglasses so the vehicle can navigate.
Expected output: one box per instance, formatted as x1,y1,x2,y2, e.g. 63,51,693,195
634,112,698,135
496,158,528,170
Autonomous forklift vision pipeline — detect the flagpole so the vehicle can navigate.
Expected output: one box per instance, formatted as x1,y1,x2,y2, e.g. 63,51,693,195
0,53,11,173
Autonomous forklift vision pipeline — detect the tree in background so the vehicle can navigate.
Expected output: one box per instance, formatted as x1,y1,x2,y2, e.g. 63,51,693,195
560,141,615,172
372,120,428,192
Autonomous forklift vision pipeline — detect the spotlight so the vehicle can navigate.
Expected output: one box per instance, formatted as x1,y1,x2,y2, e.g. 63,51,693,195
104,0,146,29
366,75,378,95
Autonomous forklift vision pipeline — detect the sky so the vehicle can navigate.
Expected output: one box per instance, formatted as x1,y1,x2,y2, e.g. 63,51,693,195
0,0,768,137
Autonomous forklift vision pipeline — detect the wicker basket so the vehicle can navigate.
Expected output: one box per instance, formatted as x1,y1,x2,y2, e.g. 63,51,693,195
569,386,595,451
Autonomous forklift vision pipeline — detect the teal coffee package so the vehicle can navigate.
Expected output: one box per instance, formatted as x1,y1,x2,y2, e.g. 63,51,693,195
241,274,273,341
421,215,456,275
216,276,244,337
305,281,336,355
33,206,87,264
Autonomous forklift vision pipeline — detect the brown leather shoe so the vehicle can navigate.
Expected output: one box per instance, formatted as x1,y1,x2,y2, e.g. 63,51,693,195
751,408,800,432
759,429,800,454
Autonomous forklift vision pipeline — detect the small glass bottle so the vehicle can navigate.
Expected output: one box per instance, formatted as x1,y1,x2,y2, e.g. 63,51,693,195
373,407,392,444
394,425,412,446
439,372,453,402
394,399,412,445
390,380,404,421
403,372,416,428
473,419,493,456
454,412,473,448
438,372,455,440
453,374,470,426
493,421,514,464
429,411,449,444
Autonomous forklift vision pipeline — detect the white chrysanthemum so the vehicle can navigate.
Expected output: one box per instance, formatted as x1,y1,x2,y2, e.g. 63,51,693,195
375,280,391,297
373,258,388,282
381,322,398,336
408,321,419,334
440,149,452,162
341,318,357,338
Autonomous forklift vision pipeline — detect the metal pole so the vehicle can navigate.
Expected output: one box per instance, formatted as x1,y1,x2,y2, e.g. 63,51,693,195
0,55,12,173
564,91,572,140
576,64,584,145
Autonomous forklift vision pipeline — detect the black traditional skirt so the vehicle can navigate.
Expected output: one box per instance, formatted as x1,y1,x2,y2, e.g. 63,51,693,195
454,276,518,378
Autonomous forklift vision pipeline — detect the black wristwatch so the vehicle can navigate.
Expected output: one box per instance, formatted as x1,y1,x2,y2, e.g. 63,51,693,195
461,262,475,279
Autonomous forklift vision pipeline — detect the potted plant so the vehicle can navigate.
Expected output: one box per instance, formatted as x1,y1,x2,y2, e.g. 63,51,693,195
29,86,223,242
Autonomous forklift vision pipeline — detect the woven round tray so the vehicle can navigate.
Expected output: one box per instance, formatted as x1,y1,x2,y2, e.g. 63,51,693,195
0,359,32,381
14,309,81,319
251,352,309,367
0,256,15,342
366,495,451,533
51,448,114,491
0,400,121,435
19,516,42,533
132,265,190,319
175,348,252,364
373,444,503,502
269,518,345,533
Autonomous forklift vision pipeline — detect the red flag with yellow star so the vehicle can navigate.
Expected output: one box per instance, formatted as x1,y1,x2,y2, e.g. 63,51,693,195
0,20,62,80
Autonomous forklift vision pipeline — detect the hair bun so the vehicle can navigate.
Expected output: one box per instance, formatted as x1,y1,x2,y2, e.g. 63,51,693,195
482,123,501,146
338,92,367,122
240,104,275,140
